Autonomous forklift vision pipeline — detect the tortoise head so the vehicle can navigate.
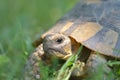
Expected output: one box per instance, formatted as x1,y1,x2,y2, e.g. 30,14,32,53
43,33,72,60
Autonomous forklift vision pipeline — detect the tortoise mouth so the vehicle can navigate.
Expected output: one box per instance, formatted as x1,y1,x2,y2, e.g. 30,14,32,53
46,48,72,59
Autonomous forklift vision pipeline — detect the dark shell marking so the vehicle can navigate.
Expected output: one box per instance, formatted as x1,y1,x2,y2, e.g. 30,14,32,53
40,0,120,58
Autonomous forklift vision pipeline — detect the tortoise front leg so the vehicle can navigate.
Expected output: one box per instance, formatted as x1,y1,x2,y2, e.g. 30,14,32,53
24,44,44,80
85,52,114,80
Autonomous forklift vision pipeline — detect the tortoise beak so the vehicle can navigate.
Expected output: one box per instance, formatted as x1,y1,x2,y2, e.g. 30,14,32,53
43,46,72,60
63,52,72,60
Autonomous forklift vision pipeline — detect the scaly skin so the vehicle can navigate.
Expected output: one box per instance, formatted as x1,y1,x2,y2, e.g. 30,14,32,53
24,44,44,80
85,52,114,80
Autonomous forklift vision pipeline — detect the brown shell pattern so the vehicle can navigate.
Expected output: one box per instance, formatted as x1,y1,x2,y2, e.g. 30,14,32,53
37,0,120,58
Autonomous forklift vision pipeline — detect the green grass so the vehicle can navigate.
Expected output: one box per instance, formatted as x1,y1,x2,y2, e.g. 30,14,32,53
0,0,79,80
0,0,120,80
55,46,83,80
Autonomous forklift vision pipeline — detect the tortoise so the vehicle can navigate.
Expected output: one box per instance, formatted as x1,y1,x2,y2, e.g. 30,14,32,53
24,0,120,80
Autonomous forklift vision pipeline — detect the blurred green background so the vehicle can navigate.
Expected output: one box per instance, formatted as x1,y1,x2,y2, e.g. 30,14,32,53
0,0,79,80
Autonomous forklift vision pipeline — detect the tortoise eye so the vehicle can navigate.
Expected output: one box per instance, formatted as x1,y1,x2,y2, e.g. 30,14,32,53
56,38,63,44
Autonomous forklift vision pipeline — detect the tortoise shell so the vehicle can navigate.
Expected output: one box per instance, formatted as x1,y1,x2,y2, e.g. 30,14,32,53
34,0,120,59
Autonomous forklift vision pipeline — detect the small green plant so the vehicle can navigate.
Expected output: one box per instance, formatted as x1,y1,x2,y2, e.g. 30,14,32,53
55,46,83,80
